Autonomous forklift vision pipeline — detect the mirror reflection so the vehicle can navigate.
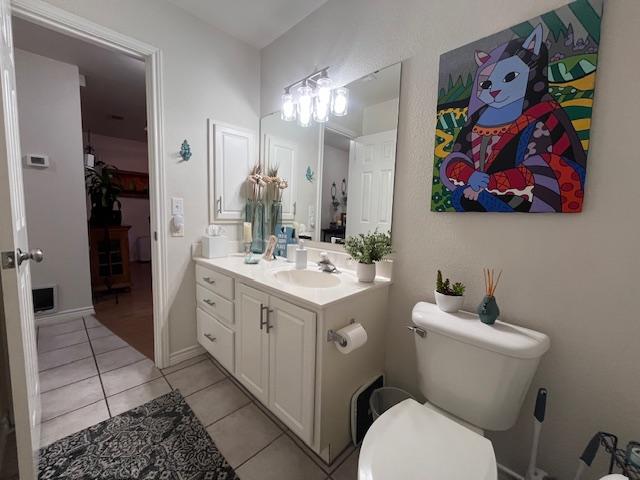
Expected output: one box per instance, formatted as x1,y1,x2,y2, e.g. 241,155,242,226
260,62,401,244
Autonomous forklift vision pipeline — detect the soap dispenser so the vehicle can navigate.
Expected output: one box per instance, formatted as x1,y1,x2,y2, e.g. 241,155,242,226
295,240,307,270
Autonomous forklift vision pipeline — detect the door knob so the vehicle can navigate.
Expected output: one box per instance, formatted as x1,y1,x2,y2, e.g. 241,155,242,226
16,248,44,266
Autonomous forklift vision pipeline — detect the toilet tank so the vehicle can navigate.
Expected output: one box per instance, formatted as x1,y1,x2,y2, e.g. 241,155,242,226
411,302,550,431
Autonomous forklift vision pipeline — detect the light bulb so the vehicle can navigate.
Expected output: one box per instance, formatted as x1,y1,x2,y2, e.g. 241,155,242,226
313,96,329,123
331,87,349,116
315,76,332,106
281,90,296,122
297,83,313,127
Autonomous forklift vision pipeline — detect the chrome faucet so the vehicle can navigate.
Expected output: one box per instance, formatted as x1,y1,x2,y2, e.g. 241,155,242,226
317,252,339,273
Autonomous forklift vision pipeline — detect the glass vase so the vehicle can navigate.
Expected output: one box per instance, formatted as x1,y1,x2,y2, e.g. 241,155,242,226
269,200,283,236
245,200,265,253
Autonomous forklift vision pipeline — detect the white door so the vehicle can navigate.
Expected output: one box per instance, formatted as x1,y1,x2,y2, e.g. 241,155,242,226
210,121,256,222
264,134,296,221
0,4,41,479
268,296,315,445
235,283,269,404
346,130,396,237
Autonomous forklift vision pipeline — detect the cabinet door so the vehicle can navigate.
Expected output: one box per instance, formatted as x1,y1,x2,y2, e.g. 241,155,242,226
268,296,316,444
264,134,296,221
210,121,256,222
235,283,269,404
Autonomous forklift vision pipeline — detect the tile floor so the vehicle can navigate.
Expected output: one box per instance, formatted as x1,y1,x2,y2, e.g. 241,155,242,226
37,315,359,479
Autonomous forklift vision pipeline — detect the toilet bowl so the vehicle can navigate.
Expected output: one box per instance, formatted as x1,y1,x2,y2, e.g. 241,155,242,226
358,399,496,480
358,302,550,480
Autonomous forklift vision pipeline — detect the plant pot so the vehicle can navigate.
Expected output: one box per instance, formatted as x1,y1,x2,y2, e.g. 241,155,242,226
477,295,500,325
356,262,376,283
434,290,464,313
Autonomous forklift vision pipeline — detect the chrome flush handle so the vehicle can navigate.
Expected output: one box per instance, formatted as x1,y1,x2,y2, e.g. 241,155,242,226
407,325,427,338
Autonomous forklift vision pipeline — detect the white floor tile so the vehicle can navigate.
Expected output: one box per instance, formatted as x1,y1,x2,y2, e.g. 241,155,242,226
107,377,171,416
38,342,92,372
100,359,161,396
185,378,250,426
40,400,109,447
236,435,326,480
95,346,145,373
39,357,98,393
87,325,113,340
164,359,225,396
206,403,282,468
38,319,85,338
40,376,103,422
90,334,128,355
83,315,102,328
331,448,359,480
38,329,88,353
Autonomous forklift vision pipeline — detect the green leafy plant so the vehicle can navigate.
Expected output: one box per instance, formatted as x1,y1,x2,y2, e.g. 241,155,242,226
436,270,465,297
344,230,392,265
85,160,122,225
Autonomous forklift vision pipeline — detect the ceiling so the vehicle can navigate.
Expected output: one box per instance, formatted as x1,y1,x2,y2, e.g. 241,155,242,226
12,17,147,142
166,0,328,48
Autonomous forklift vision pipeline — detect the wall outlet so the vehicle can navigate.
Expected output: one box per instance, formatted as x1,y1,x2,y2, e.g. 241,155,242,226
171,197,184,215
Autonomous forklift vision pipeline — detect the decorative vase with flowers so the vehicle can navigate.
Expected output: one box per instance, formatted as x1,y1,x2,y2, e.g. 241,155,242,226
344,230,392,283
265,165,288,236
246,163,267,253
434,270,465,313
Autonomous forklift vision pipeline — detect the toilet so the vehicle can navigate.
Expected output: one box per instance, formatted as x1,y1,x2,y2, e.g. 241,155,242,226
358,302,550,480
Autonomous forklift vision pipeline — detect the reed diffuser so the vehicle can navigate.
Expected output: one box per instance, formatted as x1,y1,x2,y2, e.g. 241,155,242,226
478,268,502,325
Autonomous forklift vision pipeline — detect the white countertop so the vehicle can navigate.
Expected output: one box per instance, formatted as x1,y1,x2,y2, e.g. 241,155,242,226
193,255,391,309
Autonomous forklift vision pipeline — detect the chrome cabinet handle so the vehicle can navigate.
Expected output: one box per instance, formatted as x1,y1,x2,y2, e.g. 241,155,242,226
204,333,216,342
217,196,222,214
260,304,268,330
265,307,274,333
203,299,216,307
293,201,297,216
406,325,427,338
203,276,215,285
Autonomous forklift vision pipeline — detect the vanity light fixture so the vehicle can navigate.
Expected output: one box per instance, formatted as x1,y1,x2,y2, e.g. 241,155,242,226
280,68,348,127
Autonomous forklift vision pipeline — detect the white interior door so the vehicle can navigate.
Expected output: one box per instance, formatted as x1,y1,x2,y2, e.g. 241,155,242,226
264,134,296,221
0,4,41,478
346,130,396,236
211,121,256,222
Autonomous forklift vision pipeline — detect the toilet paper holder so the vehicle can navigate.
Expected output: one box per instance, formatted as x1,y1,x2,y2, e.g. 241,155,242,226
327,318,356,347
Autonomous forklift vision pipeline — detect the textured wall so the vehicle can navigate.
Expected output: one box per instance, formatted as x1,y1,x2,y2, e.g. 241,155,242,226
261,1,640,478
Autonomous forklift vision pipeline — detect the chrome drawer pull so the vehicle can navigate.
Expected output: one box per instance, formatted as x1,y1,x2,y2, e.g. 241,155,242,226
203,299,216,307
203,276,216,284
204,333,217,342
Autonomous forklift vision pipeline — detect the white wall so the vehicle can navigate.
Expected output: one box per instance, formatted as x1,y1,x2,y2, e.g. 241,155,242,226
16,49,93,315
320,144,348,230
38,0,261,357
86,133,150,261
362,98,399,136
261,1,640,478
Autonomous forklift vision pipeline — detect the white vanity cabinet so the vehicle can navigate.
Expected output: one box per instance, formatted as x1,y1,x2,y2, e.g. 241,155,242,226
193,256,390,465
236,283,316,444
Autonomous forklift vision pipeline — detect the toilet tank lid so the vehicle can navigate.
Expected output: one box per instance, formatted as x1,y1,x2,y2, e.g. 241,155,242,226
412,302,550,359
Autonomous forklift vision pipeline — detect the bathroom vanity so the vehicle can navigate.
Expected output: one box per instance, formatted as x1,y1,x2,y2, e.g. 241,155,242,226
192,254,390,463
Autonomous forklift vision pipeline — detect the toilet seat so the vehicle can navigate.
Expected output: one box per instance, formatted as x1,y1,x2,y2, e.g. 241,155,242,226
358,399,497,480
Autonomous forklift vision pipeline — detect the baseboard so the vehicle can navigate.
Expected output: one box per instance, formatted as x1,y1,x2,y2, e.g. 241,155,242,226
35,306,95,327
169,344,205,366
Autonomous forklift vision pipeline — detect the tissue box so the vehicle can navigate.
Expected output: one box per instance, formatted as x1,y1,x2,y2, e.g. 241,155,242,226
202,235,227,258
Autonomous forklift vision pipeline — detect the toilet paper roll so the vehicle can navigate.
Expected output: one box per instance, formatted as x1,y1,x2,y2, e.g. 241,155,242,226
336,323,367,354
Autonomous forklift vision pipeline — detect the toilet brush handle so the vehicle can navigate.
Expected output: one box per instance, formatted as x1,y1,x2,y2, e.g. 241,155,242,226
534,388,547,423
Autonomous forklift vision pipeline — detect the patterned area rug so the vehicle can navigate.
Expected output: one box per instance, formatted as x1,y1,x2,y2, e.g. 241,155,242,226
38,390,239,479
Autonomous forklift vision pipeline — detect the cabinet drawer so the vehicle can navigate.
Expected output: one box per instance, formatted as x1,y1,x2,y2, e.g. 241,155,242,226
196,285,234,325
197,308,234,373
195,264,234,299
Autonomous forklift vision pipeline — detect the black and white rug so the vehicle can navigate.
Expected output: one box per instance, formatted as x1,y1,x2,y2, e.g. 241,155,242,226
39,390,239,479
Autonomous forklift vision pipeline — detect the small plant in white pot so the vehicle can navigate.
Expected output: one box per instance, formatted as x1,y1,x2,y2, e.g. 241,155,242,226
344,231,392,283
434,270,465,312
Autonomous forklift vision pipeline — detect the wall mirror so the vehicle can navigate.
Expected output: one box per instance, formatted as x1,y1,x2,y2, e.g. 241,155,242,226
259,62,401,245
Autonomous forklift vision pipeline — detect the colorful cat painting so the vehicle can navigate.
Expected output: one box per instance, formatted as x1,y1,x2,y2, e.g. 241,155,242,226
431,0,602,213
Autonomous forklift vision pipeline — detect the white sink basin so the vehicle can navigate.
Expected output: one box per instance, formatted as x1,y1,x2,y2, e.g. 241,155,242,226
273,269,341,289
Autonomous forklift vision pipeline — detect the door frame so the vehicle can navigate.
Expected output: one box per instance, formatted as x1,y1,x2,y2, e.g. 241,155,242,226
11,0,170,367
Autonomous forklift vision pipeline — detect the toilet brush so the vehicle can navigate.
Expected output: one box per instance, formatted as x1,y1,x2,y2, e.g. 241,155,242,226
573,432,602,480
525,388,549,480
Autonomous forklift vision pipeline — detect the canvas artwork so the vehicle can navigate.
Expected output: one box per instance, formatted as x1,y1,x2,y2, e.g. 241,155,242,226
431,0,602,213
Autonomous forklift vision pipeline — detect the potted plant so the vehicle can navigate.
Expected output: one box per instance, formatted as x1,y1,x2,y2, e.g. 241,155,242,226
434,270,465,313
85,161,122,226
344,230,392,283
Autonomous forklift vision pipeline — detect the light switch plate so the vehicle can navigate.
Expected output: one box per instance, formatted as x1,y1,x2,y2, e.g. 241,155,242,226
171,197,184,215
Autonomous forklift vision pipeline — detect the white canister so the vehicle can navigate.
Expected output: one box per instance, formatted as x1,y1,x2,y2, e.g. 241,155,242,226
202,235,228,258
286,244,297,263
